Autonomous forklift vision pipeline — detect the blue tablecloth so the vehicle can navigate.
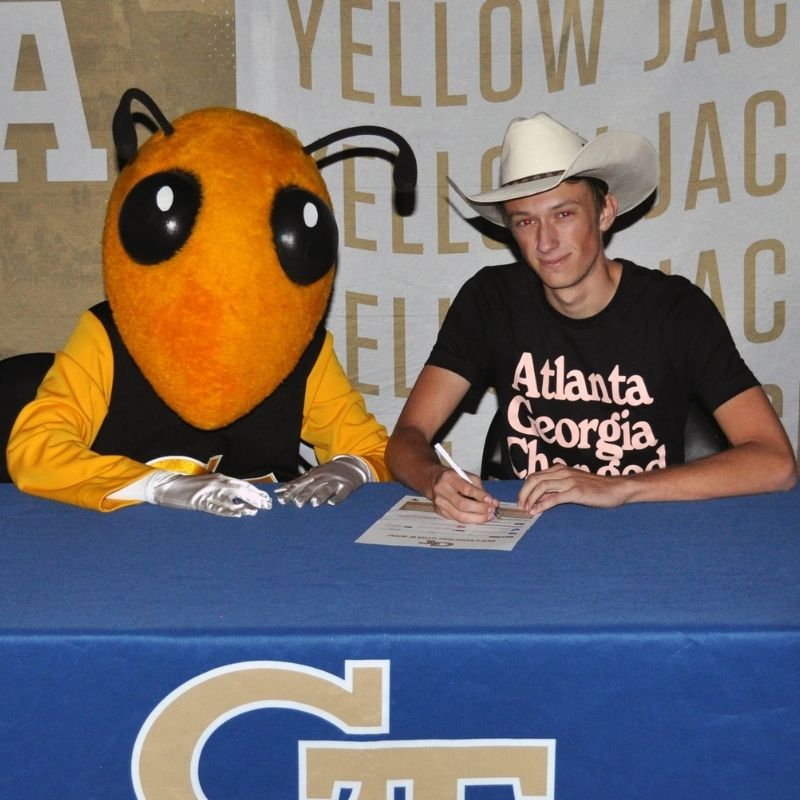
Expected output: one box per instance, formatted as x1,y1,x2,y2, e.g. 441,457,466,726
1,482,799,798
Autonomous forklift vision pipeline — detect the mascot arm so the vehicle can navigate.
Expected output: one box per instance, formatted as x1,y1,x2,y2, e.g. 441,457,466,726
301,332,391,482
7,310,155,511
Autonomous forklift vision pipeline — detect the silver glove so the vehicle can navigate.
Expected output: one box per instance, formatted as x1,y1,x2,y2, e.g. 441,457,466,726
274,455,371,508
146,471,272,518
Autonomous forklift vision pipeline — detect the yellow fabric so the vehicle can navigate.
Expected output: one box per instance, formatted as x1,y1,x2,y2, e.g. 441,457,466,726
7,312,389,511
302,333,391,482
7,312,149,511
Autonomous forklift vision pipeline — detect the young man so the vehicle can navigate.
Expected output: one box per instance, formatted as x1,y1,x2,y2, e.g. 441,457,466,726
386,112,797,523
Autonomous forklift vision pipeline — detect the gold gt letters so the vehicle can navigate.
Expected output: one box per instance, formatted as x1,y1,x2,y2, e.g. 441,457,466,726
131,659,555,799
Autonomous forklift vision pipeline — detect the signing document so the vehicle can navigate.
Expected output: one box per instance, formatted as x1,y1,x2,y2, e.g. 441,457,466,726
356,496,539,551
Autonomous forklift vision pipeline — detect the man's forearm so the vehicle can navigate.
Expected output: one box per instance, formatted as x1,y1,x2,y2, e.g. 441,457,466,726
518,439,797,514
622,441,798,503
385,426,446,499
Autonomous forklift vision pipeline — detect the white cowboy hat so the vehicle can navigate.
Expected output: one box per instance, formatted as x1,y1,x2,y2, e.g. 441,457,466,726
449,112,658,226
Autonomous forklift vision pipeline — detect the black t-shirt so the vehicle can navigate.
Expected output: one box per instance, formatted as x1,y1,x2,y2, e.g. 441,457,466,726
427,259,758,478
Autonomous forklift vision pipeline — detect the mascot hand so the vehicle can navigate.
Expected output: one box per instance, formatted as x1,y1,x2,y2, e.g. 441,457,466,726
274,455,371,508
145,471,272,517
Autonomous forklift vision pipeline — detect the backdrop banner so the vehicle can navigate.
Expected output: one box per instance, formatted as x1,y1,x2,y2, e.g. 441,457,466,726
0,0,236,355
1,0,797,470
235,0,799,469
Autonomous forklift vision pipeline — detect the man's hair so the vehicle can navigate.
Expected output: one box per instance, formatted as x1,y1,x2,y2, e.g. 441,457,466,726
500,176,610,225
564,176,609,217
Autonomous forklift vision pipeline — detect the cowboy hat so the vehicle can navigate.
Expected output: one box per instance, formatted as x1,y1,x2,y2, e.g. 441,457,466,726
449,112,658,226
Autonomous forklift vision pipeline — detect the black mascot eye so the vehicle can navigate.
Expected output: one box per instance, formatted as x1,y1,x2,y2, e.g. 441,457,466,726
271,187,338,285
118,170,201,265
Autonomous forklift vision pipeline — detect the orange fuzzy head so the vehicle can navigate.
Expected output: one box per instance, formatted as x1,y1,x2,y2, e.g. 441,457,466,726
102,89,415,431
103,99,338,429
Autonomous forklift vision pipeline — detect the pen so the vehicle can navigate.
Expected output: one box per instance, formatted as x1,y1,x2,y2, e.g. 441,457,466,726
434,443,501,518
434,442,473,483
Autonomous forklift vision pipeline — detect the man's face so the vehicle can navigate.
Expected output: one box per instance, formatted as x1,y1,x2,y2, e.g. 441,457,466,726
503,179,616,298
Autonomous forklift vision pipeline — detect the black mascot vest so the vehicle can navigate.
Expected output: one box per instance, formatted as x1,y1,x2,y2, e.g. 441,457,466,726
91,301,324,481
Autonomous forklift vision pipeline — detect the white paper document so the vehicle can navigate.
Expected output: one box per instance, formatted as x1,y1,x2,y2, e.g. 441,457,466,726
356,495,539,551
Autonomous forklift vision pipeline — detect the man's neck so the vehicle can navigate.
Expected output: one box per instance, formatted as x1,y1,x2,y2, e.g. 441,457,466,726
545,258,622,319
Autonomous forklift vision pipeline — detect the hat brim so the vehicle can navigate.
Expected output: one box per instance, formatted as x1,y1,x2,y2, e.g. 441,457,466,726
451,130,658,226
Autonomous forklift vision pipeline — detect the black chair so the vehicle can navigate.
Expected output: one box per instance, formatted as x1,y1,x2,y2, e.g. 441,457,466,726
480,397,729,480
682,398,730,462
480,407,507,480
0,352,55,482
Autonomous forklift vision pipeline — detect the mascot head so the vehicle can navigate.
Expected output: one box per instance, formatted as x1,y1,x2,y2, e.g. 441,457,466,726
102,88,415,430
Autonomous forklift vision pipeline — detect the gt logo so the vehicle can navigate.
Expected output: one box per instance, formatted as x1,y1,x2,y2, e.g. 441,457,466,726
132,660,554,799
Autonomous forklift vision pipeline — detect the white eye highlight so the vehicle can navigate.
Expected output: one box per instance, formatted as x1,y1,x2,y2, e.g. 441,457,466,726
156,185,175,212
303,201,319,229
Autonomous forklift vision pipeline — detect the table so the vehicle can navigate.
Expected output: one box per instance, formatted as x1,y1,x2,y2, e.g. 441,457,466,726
1,482,799,799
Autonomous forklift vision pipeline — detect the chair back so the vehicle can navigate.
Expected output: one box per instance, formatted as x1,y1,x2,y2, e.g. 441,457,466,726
0,352,55,482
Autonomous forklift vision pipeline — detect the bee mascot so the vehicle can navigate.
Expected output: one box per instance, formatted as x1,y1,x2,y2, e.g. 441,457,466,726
7,89,416,517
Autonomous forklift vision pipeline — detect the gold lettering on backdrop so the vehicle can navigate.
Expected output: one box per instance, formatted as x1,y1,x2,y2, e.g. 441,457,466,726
537,0,604,92
437,151,469,254
287,0,323,89
694,250,725,318
654,240,790,341
343,148,377,251
0,1,107,181
646,112,672,219
341,0,374,103
479,0,523,102
481,145,506,250
434,2,467,106
761,384,783,417
684,0,730,61
685,102,730,210
744,239,785,343
744,90,786,197
393,297,411,398
744,0,786,47
389,2,421,107
346,292,379,395
439,298,451,327
392,207,424,254
302,139,327,162
14,34,45,90
647,0,784,71
644,0,670,71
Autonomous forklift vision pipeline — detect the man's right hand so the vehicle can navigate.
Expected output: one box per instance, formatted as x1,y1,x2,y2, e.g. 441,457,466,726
429,468,499,524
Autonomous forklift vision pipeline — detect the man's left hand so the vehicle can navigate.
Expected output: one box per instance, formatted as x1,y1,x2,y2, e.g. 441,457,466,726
518,465,631,513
